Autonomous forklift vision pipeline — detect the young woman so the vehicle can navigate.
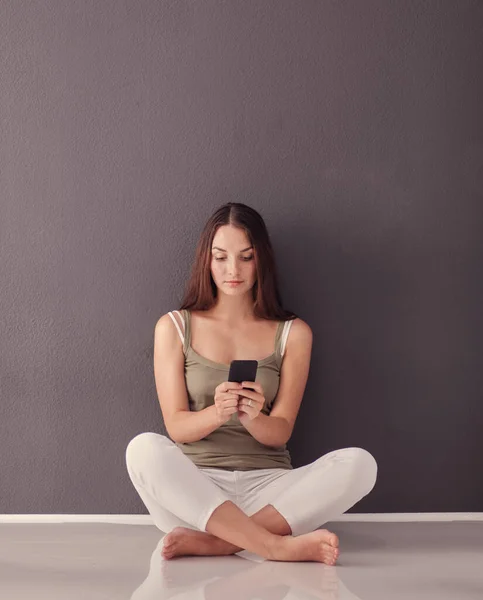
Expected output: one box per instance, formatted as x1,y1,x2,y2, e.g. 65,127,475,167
126,202,378,564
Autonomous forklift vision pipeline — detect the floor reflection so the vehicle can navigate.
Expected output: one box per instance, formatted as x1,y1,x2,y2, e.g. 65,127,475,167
130,536,363,600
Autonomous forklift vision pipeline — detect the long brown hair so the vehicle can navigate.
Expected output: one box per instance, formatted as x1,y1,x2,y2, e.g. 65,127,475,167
179,203,298,321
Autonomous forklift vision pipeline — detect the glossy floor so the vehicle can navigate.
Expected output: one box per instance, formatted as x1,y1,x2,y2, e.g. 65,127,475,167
1,521,482,599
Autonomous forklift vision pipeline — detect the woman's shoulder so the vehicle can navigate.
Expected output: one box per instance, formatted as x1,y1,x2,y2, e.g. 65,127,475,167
155,309,186,331
285,316,312,340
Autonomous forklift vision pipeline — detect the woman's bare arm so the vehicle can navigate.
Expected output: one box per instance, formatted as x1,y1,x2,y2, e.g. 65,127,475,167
154,314,220,444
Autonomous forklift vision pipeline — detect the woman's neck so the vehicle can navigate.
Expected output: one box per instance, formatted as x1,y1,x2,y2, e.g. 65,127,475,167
207,297,256,326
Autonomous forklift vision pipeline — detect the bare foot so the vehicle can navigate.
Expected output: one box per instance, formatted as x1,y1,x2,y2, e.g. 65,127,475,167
161,527,234,559
271,529,340,565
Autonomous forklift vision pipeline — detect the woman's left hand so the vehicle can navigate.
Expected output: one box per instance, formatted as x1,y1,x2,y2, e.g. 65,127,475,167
237,381,265,421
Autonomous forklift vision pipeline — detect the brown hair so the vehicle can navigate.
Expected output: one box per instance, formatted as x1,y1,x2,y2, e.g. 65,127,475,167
179,203,298,321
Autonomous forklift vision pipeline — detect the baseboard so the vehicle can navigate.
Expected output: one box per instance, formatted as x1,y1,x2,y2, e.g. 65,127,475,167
0,513,482,524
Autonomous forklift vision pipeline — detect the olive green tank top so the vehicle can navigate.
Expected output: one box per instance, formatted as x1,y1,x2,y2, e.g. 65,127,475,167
167,309,294,471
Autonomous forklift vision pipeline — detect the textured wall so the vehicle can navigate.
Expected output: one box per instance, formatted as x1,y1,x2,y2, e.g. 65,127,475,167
1,1,482,514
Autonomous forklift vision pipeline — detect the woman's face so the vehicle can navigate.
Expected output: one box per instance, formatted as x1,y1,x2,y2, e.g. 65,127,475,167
210,225,257,294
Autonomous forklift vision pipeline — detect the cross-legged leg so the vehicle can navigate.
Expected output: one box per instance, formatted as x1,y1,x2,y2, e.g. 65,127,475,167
161,503,294,558
125,433,342,563
163,446,378,561
201,498,342,563
266,447,378,538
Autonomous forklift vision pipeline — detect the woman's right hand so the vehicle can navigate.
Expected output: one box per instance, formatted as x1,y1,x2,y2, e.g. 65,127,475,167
214,381,243,425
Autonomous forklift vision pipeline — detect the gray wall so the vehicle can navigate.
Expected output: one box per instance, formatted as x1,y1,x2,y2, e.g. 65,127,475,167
1,1,482,515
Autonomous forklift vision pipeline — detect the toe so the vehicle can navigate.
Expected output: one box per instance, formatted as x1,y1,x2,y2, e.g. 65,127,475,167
325,545,338,564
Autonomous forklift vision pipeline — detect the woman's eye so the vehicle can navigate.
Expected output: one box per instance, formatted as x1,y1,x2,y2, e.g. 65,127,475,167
214,256,253,261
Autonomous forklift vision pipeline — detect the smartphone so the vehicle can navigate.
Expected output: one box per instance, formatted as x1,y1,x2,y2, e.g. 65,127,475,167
228,360,258,385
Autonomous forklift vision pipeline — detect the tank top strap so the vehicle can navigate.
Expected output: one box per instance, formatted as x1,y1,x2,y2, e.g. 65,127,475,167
181,309,191,355
274,321,284,358
275,318,295,359
167,310,189,355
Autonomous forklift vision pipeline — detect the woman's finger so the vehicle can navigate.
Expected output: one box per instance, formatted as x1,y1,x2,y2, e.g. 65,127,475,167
237,389,261,402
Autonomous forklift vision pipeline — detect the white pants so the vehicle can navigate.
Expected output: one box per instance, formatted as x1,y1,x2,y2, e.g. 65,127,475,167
125,432,378,540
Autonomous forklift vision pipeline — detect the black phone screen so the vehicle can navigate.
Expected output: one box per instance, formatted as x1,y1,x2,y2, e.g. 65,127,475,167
228,360,258,384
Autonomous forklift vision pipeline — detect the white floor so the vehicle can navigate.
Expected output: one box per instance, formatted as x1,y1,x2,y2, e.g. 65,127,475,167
1,521,482,599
